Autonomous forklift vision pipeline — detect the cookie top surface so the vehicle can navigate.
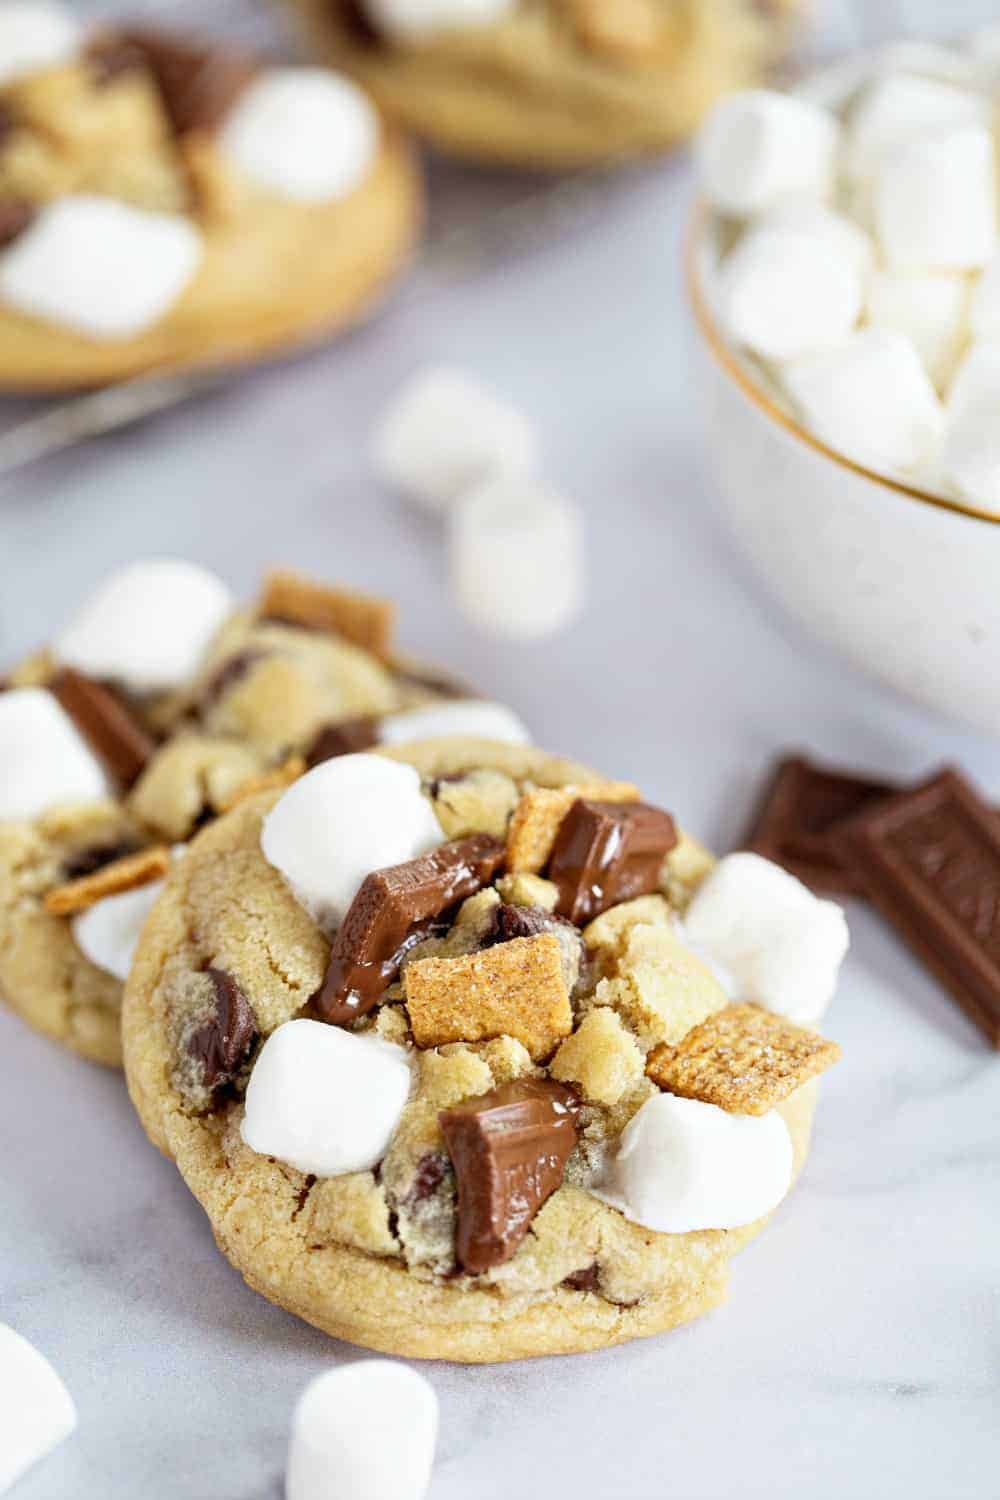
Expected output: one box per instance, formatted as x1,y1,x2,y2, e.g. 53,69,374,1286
121,736,841,1361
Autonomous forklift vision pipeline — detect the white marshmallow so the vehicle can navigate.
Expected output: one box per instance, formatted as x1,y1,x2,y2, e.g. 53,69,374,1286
0,1324,77,1493
683,853,848,1026
379,699,530,746
261,755,443,929
719,226,864,363
286,1361,437,1500
218,69,378,203
872,42,982,90
866,270,970,390
696,89,839,218
846,73,990,181
362,0,514,40
449,475,583,641
0,3,80,86
874,126,997,273
241,1020,412,1177
941,343,1000,512
0,688,109,823
373,368,536,514
72,878,164,982
54,559,233,695
969,254,1000,342
596,1093,793,1235
782,329,944,476
946,341,1000,423
760,200,875,285
0,196,202,340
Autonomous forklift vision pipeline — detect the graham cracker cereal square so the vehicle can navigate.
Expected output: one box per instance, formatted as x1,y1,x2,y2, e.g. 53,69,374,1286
44,845,170,916
258,569,395,659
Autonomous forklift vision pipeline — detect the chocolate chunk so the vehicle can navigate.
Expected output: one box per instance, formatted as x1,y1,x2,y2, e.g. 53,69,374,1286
562,1263,601,1293
315,833,505,1025
85,31,149,87
548,799,677,925
337,0,383,45
408,1151,451,1205
110,29,257,134
439,1079,580,1274
0,199,34,250
62,838,141,882
49,669,157,790
745,755,897,896
306,717,381,767
198,648,265,712
834,768,1000,1048
186,967,258,1098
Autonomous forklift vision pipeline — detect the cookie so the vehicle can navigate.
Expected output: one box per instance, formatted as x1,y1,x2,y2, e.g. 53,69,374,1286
121,737,842,1362
0,12,421,389
0,562,476,1066
287,0,803,169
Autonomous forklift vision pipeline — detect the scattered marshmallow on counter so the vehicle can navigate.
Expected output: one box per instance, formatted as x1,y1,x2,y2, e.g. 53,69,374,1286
0,2,80,87
219,69,378,203
866,270,970,390
781,329,944,475
378,699,531,746
595,1093,793,1234
0,688,109,822
718,225,863,362
449,474,583,641
697,89,839,217
241,1020,412,1177
54,559,233,695
261,755,443,929
0,197,202,341
373,367,536,514
286,1361,438,1500
0,1324,77,1493
683,852,849,1026
845,72,990,180
72,878,166,982
874,125,997,272
362,0,515,40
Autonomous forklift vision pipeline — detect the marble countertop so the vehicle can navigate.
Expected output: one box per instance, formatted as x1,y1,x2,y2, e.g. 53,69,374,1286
2,3,999,1497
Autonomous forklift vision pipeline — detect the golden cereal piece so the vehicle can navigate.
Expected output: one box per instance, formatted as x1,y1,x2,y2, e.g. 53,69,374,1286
44,845,171,917
218,755,307,813
258,569,396,660
405,934,572,1061
505,781,639,873
647,1003,841,1116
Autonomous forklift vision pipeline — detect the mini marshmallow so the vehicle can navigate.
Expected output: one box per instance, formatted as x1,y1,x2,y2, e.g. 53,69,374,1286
946,341,1000,423
241,1020,412,1176
846,72,990,180
874,126,997,273
719,226,864,362
683,852,849,1026
866,270,970,390
378,699,531,747
760,199,875,285
218,69,378,203
941,343,1000,512
969,254,1000,342
782,329,944,476
72,879,165,982
373,368,536,514
448,475,584,641
286,1361,438,1500
696,89,839,217
0,196,203,340
595,1093,793,1234
261,754,443,929
0,3,80,87
0,1324,77,1493
54,559,233,695
0,688,109,822
362,0,514,40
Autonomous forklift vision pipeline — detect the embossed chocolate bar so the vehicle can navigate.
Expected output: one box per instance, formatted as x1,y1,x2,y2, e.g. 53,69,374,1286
835,768,1000,1048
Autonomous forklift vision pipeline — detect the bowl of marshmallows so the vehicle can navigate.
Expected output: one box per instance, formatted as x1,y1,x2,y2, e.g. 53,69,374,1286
689,29,1000,736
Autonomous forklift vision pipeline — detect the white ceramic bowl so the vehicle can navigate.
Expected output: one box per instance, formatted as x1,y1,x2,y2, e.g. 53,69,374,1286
688,216,1000,737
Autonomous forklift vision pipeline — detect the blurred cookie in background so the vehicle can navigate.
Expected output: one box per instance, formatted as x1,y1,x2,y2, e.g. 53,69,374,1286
285,0,805,169
0,6,423,389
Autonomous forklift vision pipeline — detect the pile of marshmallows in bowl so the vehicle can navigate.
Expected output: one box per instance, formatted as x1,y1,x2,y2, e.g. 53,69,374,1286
696,29,1000,512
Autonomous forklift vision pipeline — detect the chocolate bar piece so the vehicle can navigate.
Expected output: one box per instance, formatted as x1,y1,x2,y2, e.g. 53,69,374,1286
111,29,257,135
186,968,258,1101
548,799,677,924
0,199,34,250
306,717,380,767
835,767,1000,1048
50,669,157,790
439,1079,580,1274
744,755,896,896
314,834,505,1024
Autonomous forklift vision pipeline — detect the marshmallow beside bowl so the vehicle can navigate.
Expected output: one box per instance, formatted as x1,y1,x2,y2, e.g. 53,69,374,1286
688,59,1000,739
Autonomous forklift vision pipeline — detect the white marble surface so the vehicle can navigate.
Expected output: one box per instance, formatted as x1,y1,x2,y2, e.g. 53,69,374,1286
2,3,1000,1497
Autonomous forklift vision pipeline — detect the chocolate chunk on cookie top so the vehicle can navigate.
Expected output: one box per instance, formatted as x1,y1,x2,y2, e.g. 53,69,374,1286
49,669,157,790
548,799,678,924
439,1080,580,1273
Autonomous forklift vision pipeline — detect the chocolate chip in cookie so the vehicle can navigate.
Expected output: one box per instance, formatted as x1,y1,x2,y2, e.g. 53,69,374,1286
0,199,35,250
185,968,258,1102
306,716,381,767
